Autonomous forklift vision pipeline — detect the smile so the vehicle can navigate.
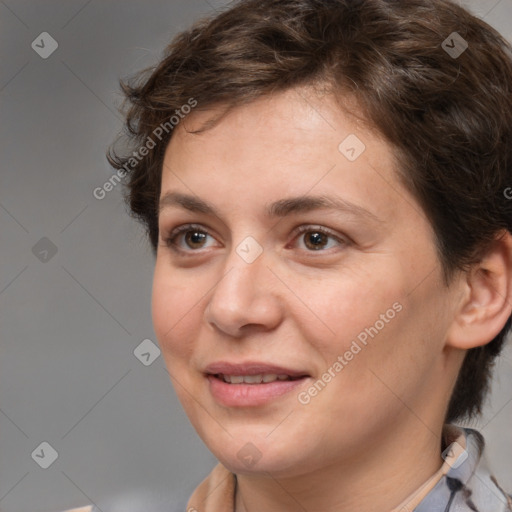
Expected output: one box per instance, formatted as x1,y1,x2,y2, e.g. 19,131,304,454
215,373,301,384
206,373,310,407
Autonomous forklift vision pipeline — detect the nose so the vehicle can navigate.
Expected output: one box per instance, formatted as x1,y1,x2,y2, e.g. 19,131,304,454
204,245,284,338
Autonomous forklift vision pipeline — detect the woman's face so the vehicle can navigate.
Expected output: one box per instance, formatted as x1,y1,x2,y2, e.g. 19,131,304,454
152,88,463,477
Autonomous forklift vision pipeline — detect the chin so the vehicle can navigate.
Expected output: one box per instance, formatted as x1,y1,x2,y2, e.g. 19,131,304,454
205,434,312,478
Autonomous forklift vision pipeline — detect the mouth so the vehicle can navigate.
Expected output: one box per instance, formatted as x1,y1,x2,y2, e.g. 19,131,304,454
211,373,306,384
204,362,310,406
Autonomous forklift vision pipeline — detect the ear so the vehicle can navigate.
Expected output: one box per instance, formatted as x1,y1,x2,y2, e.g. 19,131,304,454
446,230,512,350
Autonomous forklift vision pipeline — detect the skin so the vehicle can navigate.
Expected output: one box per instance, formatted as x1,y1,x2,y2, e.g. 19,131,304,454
151,87,512,512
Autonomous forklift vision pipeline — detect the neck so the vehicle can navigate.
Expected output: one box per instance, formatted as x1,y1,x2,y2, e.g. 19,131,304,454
235,419,444,512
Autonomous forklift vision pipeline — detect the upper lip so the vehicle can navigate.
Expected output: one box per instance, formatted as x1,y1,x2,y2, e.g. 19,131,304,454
204,361,309,378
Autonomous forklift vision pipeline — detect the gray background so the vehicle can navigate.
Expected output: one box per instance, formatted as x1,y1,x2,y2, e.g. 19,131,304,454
1,1,511,511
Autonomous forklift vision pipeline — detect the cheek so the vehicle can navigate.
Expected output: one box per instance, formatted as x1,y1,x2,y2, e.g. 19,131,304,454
321,278,445,421
151,264,202,364
291,261,431,408
289,262,407,361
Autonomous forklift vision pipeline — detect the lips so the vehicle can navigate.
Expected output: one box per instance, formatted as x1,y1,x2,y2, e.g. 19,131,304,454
217,374,297,384
204,361,310,406
204,361,309,381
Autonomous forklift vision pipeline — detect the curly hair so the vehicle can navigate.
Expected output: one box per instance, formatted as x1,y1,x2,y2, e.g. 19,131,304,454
107,0,512,423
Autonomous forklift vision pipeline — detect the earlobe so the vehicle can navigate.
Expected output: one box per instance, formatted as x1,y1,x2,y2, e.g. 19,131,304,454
447,230,512,350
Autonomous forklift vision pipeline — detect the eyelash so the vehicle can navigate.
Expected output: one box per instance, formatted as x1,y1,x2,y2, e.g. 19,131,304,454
163,223,348,256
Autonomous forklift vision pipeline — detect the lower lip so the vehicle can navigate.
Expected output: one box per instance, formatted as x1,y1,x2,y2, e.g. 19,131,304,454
206,375,309,407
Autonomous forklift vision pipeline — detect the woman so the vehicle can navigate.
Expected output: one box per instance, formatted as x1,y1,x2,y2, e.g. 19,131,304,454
108,0,512,510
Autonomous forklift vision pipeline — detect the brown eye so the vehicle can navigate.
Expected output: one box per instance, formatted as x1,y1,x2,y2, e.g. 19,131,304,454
164,224,218,254
293,226,345,252
183,230,208,249
303,231,330,250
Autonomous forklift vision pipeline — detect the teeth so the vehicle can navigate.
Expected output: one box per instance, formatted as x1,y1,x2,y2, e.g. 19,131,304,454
243,374,263,384
220,374,292,384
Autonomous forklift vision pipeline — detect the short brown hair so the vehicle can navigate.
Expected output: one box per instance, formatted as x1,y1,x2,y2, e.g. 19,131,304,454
107,0,512,423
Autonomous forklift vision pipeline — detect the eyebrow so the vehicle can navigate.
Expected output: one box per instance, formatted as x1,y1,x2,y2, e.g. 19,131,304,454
158,191,382,223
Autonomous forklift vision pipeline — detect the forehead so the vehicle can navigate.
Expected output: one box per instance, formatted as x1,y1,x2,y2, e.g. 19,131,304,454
167,87,373,157
159,88,417,226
